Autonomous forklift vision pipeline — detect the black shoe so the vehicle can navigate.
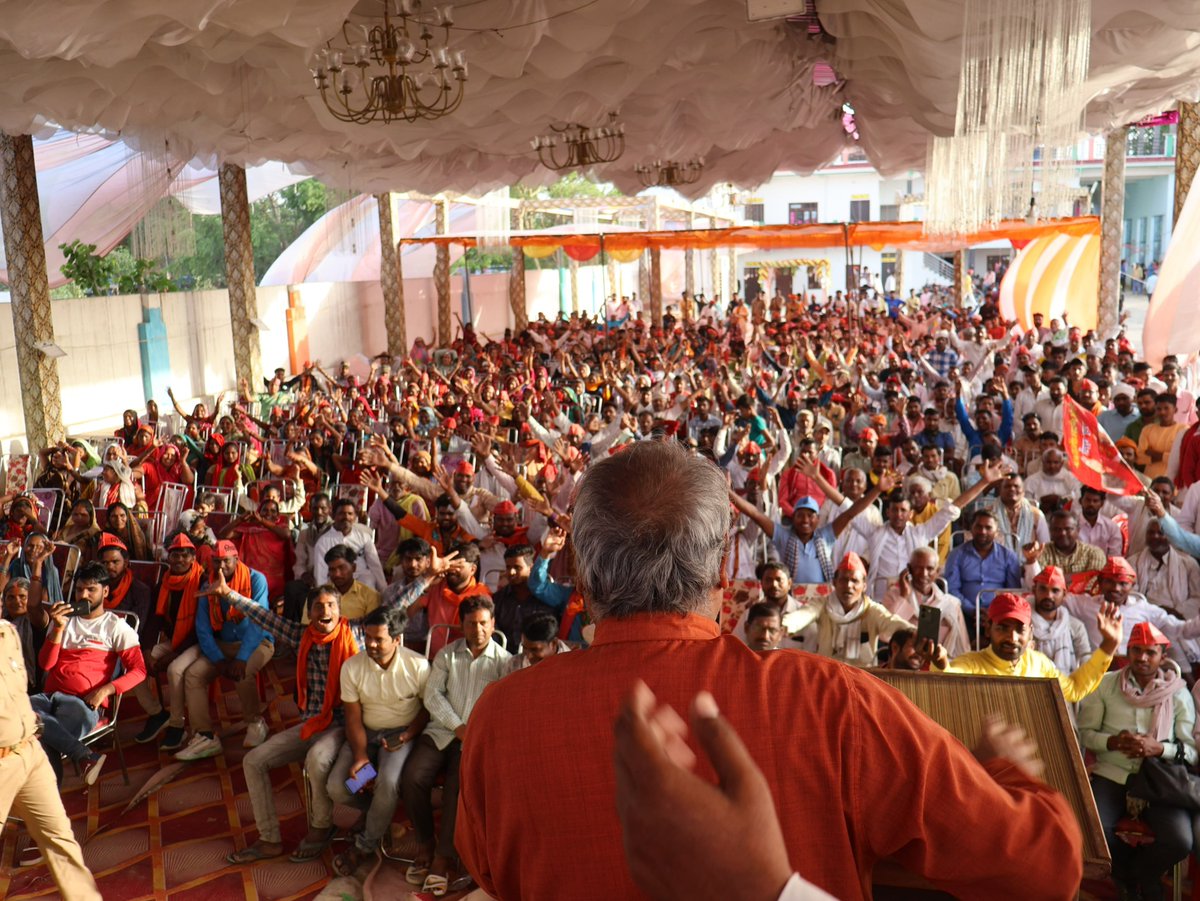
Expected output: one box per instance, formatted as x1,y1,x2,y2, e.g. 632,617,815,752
160,725,187,752
135,711,170,744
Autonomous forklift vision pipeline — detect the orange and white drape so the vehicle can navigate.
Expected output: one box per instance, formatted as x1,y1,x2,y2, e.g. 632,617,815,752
998,233,1099,332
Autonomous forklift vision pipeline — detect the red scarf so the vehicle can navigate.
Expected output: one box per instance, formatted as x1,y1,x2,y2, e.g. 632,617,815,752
104,568,133,610
494,526,530,548
209,562,251,630
156,562,204,649
1178,422,1200,490
296,618,358,740
558,592,586,641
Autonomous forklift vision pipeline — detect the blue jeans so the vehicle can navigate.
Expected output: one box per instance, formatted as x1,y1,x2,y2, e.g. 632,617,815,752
29,692,100,763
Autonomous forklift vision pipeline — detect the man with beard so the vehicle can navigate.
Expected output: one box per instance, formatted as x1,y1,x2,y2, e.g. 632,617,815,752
1029,566,1091,674
413,542,492,659
1077,486,1124,558
461,498,529,592
780,552,912,668
1130,520,1200,634
883,628,922,670
984,473,1050,552
929,592,1120,703
313,500,387,592
914,444,960,501
880,547,970,659
1063,557,1200,665
490,544,557,651
1024,448,1081,511
1077,623,1196,901
731,562,814,652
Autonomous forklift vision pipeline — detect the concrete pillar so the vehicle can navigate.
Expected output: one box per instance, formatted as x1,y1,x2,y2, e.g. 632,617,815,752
1099,127,1127,337
218,163,263,387
434,199,451,346
376,192,408,358
649,247,663,325
0,134,65,450
569,256,580,313
1176,101,1200,225
508,208,527,332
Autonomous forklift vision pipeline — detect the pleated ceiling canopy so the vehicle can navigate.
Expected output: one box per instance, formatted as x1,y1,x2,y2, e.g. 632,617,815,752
0,1,1199,197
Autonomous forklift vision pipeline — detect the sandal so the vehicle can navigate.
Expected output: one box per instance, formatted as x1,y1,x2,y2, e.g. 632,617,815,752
287,825,337,863
422,873,449,897
226,844,284,865
405,859,430,885
332,846,372,877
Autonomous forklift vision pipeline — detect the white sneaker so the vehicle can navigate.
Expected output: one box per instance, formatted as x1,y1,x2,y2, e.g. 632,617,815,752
174,733,222,761
243,717,269,749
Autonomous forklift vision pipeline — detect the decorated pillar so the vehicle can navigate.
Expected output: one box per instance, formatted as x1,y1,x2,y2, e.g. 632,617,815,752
508,208,528,332
710,245,721,301
0,133,64,450
893,249,905,298
952,249,968,308
219,163,263,387
606,254,618,303
729,247,739,301
569,256,580,313
434,198,451,346
638,252,650,310
649,247,663,325
684,211,696,297
376,192,408,358
1099,127,1127,338
1175,101,1200,225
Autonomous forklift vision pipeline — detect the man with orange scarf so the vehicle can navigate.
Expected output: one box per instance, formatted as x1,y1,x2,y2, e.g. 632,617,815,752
97,533,152,651
413,541,492,659
215,548,454,865
132,534,207,751
175,541,272,761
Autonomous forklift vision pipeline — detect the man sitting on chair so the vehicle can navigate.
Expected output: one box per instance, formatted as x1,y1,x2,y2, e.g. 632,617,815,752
175,540,273,760
33,561,146,784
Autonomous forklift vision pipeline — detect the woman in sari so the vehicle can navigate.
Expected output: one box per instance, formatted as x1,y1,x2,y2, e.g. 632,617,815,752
138,440,194,511
104,502,151,562
115,408,140,445
55,498,101,562
224,497,294,604
205,440,245,491
8,529,64,608
0,495,39,543
91,458,142,513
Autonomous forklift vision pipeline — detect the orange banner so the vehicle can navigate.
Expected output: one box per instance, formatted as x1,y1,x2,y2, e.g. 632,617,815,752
1062,396,1143,496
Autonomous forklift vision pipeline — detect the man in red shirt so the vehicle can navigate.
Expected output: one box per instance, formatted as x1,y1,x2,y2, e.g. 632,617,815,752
457,441,1083,901
32,561,147,784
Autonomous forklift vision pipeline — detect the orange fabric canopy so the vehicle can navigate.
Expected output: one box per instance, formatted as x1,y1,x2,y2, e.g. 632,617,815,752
399,217,1099,253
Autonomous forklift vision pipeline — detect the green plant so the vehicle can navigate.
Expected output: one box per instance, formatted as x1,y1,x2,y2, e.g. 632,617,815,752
59,240,115,296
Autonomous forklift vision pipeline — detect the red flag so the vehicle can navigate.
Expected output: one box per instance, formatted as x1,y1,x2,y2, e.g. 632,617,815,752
1061,395,1144,496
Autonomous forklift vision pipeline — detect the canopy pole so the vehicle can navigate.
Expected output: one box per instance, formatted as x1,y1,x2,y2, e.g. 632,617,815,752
434,198,451,345
376,191,408,359
1099,127,1127,339
219,162,263,389
508,207,528,333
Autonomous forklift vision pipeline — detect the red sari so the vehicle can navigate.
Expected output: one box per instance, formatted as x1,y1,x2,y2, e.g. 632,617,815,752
235,518,294,601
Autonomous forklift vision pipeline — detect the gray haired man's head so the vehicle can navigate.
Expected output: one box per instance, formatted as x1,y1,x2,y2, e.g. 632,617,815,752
571,441,729,620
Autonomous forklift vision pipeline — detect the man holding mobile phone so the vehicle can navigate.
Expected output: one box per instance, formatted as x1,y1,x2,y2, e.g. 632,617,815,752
326,605,430,876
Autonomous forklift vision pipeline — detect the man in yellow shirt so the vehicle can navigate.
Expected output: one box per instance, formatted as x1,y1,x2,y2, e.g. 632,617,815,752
1137,393,1186,479
928,592,1122,703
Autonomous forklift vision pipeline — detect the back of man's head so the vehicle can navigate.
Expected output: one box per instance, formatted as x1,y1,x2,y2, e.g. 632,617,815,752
572,441,728,621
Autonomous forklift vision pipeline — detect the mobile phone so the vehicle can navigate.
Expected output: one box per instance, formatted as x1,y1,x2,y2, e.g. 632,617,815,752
71,597,91,617
345,762,377,794
916,604,941,647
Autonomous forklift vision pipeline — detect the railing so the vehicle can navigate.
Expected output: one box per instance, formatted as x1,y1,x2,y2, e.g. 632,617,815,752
922,252,954,283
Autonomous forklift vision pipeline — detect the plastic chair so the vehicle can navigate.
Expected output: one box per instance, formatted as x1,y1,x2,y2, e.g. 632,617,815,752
973,587,1005,647
29,487,62,532
51,542,81,600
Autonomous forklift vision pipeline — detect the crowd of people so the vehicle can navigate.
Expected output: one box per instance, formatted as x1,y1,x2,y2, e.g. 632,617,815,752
5,280,1200,899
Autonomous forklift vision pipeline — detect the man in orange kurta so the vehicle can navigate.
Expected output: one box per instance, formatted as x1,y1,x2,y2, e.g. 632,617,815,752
456,441,1084,901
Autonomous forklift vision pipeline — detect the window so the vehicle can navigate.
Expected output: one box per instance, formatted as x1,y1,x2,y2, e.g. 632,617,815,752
788,202,818,225
878,204,900,222
849,199,870,222
743,203,765,223
1152,215,1165,264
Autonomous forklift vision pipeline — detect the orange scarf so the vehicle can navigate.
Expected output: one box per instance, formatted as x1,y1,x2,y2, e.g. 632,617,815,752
104,568,133,610
156,562,204,649
209,562,251,631
558,592,586,641
297,618,359,740
435,579,492,626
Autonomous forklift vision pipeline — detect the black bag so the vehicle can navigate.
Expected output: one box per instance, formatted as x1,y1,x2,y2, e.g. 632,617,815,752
1126,752,1200,811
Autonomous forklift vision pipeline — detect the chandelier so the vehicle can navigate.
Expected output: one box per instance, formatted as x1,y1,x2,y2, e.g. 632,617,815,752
635,158,705,188
309,0,468,125
532,113,625,171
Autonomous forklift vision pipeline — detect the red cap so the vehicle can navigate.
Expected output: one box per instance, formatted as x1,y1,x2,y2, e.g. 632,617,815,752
97,533,128,553
1079,378,1098,392
836,552,865,574
493,500,518,516
1033,566,1066,589
859,428,878,442
168,533,196,551
443,417,458,431
1099,557,1137,583
987,592,1032,626
215,539,239,558
1128,621,1171,649
455,460,475,476
742,441,762,455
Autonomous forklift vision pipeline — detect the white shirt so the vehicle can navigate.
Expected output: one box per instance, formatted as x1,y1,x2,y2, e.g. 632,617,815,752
1023,468,1081,503
851,503,961,599
1065,591,1200,655
312,522,388,591
1077,514,1124,558
1034,397,1064,435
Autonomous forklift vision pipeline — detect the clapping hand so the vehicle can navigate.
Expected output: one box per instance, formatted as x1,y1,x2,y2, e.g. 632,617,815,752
1095,600,1123,652
973,713,1045,781
1021,541,1044,565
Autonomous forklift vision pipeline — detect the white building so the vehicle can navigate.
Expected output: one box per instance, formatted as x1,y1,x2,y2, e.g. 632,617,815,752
738,124,1177,297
